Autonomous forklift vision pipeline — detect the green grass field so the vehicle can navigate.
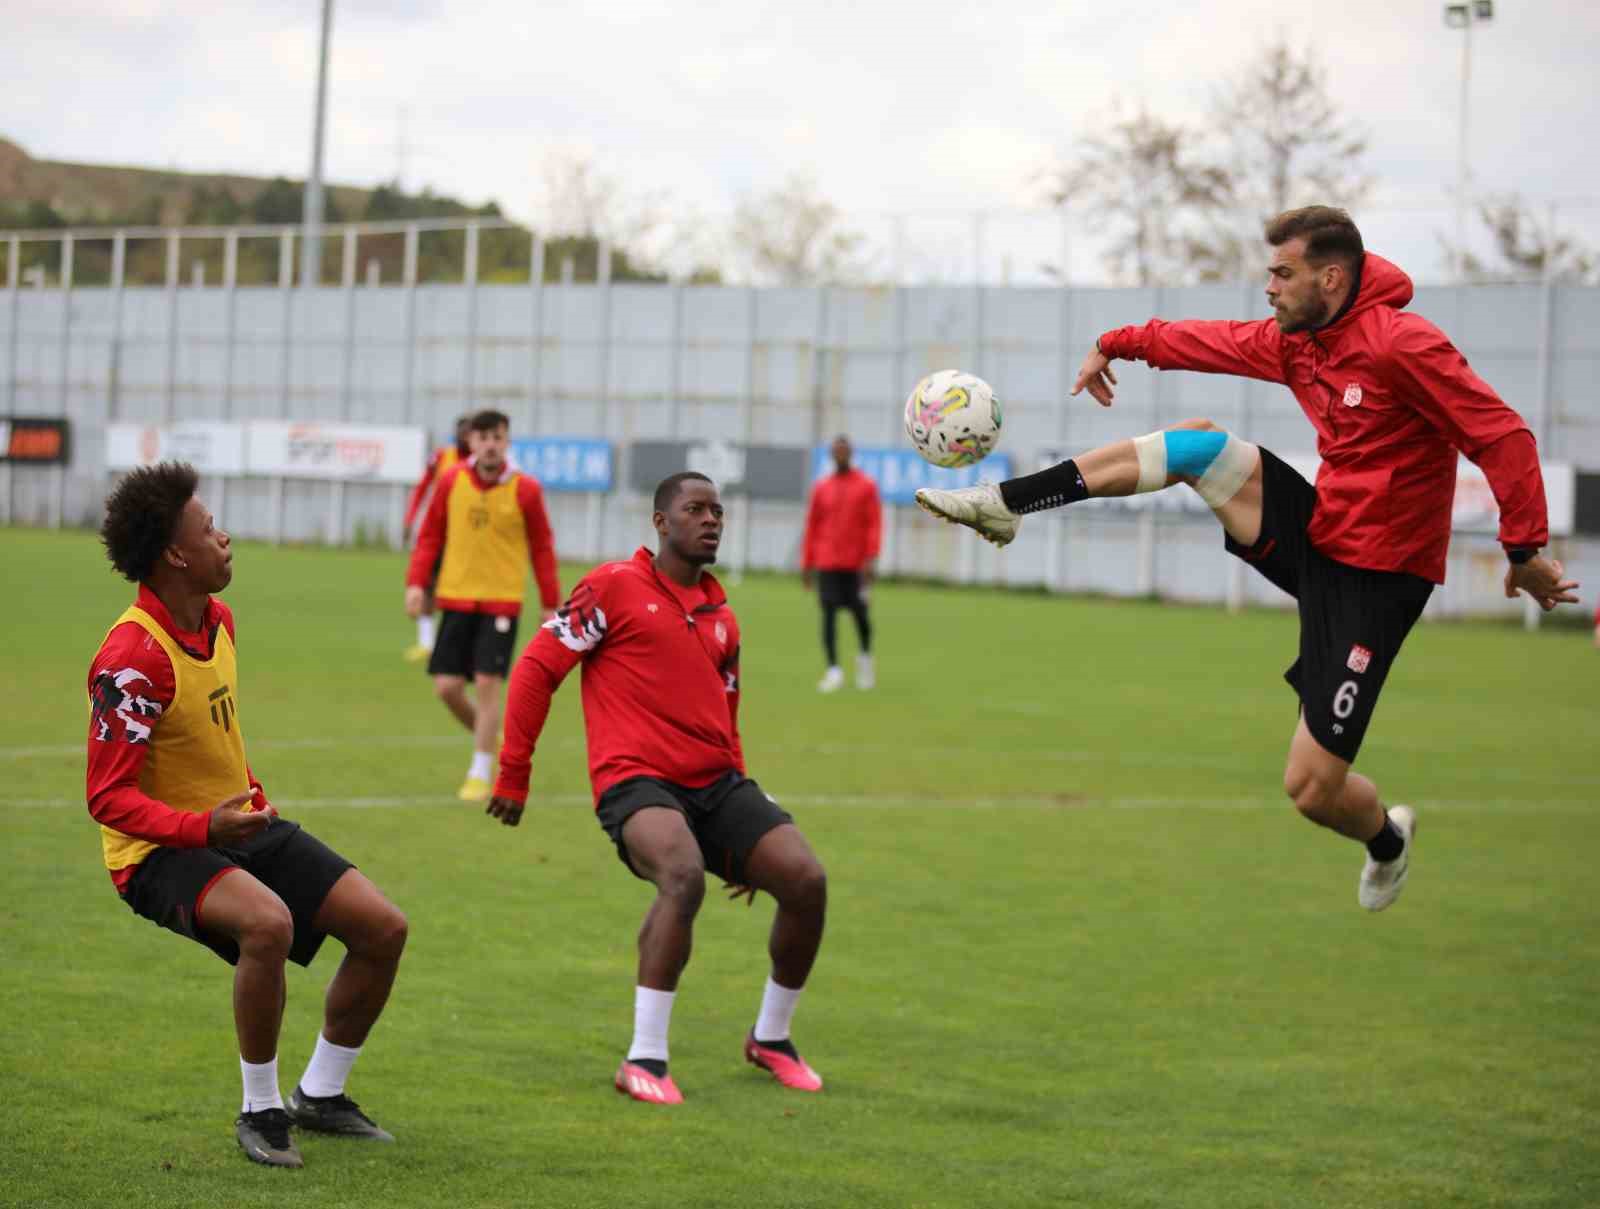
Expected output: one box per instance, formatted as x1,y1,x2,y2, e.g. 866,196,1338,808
3,525,1597,1209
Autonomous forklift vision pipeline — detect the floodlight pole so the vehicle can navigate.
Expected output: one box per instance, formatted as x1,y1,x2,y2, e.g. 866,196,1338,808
301,0,334,289
1447,1,1493,284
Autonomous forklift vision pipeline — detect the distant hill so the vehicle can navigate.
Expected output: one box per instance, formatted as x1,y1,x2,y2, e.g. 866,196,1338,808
0,138,679,285
0,136,378,228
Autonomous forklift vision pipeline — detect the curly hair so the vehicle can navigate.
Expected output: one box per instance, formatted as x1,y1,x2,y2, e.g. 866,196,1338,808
100,461,199,582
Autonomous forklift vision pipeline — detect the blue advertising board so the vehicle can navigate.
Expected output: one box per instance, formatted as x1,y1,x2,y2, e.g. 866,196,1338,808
810,446,1013,506
511,438,613,492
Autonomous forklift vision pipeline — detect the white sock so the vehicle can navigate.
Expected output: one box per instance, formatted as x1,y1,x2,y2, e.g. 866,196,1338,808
754,976,803,1043
468,750,493,781
240,1056,284,1114
417,614,436,649
627,986,676,1063
298,1033,362,1099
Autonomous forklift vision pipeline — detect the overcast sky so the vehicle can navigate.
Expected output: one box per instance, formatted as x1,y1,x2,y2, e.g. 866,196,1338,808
5,0,1597,282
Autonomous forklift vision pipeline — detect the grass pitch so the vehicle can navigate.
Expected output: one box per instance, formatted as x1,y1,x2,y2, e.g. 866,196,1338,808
2,526,1597,1209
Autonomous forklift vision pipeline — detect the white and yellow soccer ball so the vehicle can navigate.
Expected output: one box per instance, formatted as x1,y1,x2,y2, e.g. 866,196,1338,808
902,370,1003,468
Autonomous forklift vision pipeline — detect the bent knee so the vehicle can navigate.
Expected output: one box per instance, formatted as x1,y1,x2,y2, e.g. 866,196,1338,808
657,863,707,910
239,901,295,961
361,906,409,963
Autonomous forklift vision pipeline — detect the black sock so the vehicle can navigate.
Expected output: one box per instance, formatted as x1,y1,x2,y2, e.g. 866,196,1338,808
1365,814,1404,862
629,1057,668,1077
754,1037,798,1059
999,459,1090,514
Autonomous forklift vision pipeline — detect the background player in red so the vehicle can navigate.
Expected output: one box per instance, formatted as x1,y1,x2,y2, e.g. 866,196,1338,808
917,206,1579,912
486,472,829,1105
801,434,882,692
402,414,472,663
87,462,409,1168
405,409,561,801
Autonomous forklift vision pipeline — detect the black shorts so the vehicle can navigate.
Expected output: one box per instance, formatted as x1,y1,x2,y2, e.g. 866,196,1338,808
1225,448,1433,762
817,570,866,609
595,772,794,886
120,817,354,967
427,609,519,678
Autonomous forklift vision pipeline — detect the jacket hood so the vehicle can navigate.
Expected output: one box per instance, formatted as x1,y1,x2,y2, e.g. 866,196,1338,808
1331,252,1413,327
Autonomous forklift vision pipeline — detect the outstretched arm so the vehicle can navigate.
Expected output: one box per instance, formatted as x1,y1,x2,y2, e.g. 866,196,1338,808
487,580,601,825
1078,319,1288,407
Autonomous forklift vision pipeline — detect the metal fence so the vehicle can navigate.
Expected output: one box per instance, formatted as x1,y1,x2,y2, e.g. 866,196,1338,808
2,217,1597,620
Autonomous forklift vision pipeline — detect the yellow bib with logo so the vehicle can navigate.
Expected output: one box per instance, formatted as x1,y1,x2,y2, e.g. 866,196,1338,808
98,606,253,872
436,471,529,605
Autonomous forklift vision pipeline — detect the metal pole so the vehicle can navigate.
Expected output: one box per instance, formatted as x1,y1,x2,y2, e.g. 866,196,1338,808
665,281,683,436
278,230,295,417
54,233,74,530
401,223,418,424
340,225,357,419
164,232,180,422
222,230,238,418
529,234,545,435
5,235,18,416
463,221,479,414
301,0,334,290
1454,16,1471,283
109,231,126,421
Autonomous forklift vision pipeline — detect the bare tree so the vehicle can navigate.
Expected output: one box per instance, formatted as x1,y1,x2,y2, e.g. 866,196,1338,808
729,175,870,286
534,147,672,272
1441,194,1599,284
1193,39,1372,281
1043,104,1230,286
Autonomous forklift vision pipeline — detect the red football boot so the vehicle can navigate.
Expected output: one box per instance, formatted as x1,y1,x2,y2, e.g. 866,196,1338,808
614,1060,683,1105
744,1033,823,1092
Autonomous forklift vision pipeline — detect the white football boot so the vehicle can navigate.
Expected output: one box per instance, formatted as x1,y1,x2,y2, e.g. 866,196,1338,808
817,666,845,693
1358,805,1415,912
855,653,875,691
914,483,1019,547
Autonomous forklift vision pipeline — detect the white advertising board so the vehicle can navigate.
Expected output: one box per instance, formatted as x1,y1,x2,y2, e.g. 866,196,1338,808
245,422,425,484
105,422,247,475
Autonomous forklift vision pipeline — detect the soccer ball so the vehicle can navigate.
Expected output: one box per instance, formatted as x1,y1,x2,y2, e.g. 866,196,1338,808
903,370,1002,468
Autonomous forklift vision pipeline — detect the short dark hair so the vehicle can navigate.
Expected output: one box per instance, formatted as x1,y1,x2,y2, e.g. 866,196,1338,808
653,471,713,513
101,461,199,583
469,408,510,433
1265,206,1364,272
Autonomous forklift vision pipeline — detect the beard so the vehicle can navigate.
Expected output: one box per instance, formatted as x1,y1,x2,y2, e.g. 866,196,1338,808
1274,295,1331,334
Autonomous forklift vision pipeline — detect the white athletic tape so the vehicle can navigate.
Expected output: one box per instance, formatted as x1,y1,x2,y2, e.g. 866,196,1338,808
1132,432,1168,492
1194,435,1259,509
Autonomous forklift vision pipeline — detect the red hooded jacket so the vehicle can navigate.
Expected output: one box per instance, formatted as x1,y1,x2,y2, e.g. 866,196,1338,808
1098,253,1547,583
493,548,744,805
802,467,882,572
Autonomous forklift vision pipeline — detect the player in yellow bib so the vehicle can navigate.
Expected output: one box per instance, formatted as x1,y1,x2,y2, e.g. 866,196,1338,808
87,462,409,1169
405,408,561,800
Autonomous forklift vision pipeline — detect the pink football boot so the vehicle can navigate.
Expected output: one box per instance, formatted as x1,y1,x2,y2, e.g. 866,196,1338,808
744,1033,823,1092
614,1060,683,1105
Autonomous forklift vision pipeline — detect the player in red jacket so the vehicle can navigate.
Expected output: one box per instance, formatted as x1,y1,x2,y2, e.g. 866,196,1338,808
917,206,1579,912
486,473,829,1105
801,434,883,692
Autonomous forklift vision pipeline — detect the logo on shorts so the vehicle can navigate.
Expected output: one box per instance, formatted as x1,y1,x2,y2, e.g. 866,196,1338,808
1346,644,1373,674
1342,383,1364,408
494,615,511,633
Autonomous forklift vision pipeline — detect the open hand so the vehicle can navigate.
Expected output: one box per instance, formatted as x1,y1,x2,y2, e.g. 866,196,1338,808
1070,342,1118,407
1504,556,1580,611
404,585,425,619
722,880,757,907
